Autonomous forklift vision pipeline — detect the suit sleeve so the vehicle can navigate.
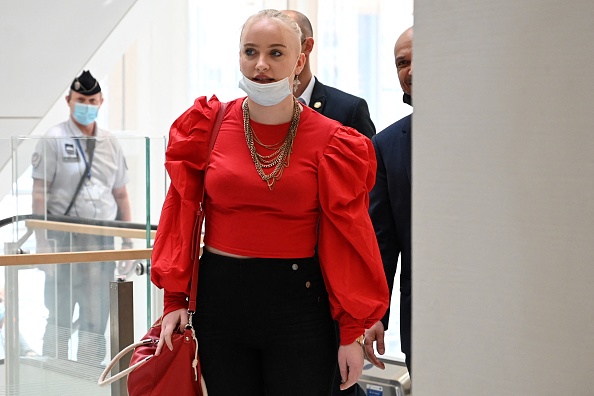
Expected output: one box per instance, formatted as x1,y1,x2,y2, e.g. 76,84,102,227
369,135,400,330
349,98,376,140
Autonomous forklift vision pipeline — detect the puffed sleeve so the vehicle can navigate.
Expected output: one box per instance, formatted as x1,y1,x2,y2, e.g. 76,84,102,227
318,126,389,345
151,95,223,315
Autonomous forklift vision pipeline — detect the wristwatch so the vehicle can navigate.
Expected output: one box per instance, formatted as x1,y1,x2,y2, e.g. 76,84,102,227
355,334,365,347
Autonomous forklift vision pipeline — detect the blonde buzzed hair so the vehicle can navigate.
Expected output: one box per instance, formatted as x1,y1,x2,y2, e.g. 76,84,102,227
240,9,303,49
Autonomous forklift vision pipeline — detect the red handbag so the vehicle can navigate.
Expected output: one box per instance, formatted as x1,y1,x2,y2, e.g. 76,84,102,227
98,101,227,395
98,317,207,395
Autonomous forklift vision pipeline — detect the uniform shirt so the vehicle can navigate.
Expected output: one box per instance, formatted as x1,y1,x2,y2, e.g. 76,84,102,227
31,118,129,220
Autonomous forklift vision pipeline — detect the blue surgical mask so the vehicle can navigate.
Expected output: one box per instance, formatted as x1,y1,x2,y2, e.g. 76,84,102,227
73,103,99,126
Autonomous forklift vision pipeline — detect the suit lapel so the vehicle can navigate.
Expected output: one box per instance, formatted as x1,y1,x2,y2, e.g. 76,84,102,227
401,114,412,182
310,77,326,113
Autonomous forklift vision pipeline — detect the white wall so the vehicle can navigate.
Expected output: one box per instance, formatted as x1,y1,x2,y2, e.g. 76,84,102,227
0,0,139,118
413,1,594,394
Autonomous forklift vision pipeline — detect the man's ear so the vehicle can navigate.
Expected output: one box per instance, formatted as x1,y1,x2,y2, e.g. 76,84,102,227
303,37,315,55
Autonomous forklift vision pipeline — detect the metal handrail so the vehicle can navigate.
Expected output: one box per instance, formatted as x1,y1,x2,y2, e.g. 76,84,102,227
0,214,157,266
0,213,157,231
0,248,152,266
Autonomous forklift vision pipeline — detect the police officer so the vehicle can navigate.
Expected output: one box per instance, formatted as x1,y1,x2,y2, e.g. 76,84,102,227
31,70,132,366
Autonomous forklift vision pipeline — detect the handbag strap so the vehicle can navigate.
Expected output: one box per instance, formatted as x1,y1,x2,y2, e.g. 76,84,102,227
187,101,228,313
98,338,155,386
98,102,227,390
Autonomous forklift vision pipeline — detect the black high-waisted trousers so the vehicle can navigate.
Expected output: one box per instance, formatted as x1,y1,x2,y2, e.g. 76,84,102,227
193,250,336,395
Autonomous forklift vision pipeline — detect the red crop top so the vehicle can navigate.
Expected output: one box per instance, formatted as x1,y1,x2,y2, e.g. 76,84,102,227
204,99,333,257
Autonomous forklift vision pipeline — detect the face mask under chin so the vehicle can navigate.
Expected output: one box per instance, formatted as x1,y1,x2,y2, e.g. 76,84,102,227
238,58,300,106
238,75,293,106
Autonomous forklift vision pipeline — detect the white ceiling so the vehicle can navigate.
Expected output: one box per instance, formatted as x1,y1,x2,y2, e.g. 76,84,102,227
0,0,139,131
0,0,154,198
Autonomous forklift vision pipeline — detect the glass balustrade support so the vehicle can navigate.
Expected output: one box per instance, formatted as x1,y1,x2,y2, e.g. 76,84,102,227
109,279,134,396
145,137,152,329
5,266,20,391
4,229,33,254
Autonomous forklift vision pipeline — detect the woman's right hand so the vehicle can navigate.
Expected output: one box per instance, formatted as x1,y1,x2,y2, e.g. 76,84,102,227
337,340,365,390
155,308,188,356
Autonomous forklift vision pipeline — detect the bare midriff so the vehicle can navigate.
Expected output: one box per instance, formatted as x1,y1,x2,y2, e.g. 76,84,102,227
203,245,254,259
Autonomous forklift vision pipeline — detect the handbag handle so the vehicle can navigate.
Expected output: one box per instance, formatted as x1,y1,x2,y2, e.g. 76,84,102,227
98,338,156,386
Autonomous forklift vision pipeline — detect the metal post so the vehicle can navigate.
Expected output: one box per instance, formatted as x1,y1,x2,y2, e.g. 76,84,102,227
109,278,134,396
4,264,20,393
4,229,32,392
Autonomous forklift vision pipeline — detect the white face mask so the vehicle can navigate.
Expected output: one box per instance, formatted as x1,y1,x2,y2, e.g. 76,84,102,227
238,75,292,106
239,53,301,106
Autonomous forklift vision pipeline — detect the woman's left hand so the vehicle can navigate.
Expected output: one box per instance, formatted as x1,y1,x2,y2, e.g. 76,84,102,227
337,340,365,390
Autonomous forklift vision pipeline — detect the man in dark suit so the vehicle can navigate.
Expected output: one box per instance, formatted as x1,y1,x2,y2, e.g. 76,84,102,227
282,10,375,139
365,26,414,375
282,10,375,396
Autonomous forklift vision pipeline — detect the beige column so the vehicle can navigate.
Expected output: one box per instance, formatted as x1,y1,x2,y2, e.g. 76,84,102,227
413,1,594,394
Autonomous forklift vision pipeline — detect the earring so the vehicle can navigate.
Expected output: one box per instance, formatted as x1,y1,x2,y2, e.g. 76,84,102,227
293,75,301,93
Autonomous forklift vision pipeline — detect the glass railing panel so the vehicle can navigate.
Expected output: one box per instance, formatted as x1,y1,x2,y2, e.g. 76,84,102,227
0,135,167,394
1,239,120,393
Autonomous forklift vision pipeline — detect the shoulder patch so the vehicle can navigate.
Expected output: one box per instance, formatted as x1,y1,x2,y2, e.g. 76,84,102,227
31,152,41,168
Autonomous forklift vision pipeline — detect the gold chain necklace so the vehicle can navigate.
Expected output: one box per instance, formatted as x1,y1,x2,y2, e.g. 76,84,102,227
243,98,300,190
251,129,285,150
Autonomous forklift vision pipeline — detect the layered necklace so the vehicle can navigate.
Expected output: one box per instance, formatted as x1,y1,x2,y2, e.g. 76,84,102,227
243,98,300,190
